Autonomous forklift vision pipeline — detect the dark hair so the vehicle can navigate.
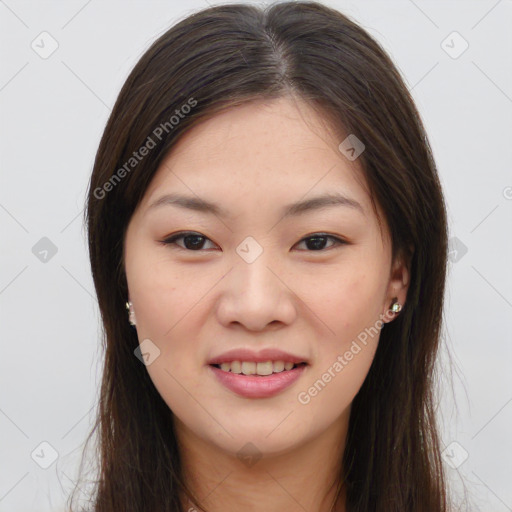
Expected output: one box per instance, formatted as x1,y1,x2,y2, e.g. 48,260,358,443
72,1,451,510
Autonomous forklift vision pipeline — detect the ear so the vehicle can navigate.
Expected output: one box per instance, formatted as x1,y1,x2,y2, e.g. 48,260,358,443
382,246,412,323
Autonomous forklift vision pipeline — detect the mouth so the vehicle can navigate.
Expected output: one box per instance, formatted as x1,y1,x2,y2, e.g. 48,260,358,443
210,361,308,376
208,361,308,398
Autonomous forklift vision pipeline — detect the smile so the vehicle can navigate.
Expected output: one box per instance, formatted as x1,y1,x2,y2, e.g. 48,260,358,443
212,360,306,376
209,362,308,398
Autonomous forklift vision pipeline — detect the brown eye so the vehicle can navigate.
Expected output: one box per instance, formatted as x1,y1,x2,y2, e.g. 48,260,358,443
161,232,347,252
161,232,218,251
294,234,346,251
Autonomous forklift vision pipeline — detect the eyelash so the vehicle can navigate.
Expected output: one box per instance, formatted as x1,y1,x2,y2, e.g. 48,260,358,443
160,231,347,252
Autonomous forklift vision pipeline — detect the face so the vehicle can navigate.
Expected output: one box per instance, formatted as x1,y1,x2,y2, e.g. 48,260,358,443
124,96,409,459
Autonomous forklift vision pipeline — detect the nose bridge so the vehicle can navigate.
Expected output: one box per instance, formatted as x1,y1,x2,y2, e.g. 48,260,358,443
233,239,280,304
216,236,296,329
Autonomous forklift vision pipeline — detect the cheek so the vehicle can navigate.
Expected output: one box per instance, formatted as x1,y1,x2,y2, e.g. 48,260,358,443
126,255,211,417
308,265,385,346
297,270,383,403
298,267,384,406
296,337,377,431
125,243,206,339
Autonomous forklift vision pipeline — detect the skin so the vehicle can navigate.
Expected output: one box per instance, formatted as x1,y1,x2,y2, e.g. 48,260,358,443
124,96,410,512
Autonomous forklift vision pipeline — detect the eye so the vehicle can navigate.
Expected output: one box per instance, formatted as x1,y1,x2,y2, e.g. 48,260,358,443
160,231,218,251
160,231,347,252
294,233,347,251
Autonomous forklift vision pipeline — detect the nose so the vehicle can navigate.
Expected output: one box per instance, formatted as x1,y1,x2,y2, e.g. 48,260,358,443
215,251,297,332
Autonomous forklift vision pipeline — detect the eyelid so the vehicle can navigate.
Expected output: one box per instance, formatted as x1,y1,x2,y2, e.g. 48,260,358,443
160,231,219,250
160,231,348,251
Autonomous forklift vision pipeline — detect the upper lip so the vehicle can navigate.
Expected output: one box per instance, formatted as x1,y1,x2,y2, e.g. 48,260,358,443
207,348,308,365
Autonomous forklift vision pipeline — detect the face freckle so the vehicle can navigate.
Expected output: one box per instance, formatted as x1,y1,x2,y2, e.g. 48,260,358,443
123,96,403,461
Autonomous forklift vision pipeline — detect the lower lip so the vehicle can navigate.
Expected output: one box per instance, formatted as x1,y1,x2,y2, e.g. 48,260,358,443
208,364,307,399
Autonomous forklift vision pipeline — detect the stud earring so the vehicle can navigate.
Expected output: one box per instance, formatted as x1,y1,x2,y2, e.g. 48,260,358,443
126,301,136,326
389,297,402,313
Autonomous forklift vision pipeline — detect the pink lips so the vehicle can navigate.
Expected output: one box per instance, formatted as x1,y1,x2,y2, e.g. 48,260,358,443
208,363,308,399
207,347,309,399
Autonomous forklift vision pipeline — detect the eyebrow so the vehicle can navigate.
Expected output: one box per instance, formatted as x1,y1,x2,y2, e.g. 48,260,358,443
146,192,365,219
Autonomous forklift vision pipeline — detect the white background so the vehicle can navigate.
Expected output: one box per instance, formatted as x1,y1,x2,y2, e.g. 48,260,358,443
1,0,511,510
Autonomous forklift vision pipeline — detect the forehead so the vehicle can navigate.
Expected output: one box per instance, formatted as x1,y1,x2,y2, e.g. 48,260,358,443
141,97,373,219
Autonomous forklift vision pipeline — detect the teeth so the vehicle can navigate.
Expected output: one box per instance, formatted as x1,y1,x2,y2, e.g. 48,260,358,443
220,362,231,372
273,360,285,372
241,361,256,375
215,360,300,375
256,361,273,375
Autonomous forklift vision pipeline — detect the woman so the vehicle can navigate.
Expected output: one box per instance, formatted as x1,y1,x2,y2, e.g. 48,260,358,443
71,1,451,510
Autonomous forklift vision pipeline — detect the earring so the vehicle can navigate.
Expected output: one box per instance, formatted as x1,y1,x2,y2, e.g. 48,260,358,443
390,297,402,313
126,301,136,326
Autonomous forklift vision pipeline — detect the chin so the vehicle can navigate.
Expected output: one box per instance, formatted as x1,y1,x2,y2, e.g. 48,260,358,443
191,411,315,458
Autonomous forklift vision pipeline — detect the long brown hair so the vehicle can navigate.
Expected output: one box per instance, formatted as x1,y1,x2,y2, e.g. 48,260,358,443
71,2,451,510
